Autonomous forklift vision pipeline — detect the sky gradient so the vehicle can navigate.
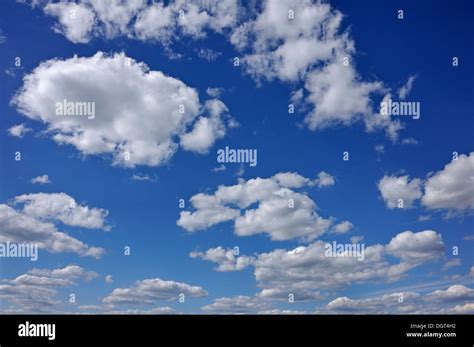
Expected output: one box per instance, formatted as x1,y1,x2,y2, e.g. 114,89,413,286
0,0,473,314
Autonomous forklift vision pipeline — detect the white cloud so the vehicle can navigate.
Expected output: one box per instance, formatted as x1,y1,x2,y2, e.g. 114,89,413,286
234,188,331,241
103,277,207,305
272,172,311,188
401,138,419,145
398,75,417,100
231,0,402,140
197,48,222,62
12,52,232,167
88,0,146,38
38,0,239,44
364,93,404,142
131,173,157,182
379,153,474,214
304,58,384,131
0,203,105,258
259,309,308,314
104,306,176,314
0,265,98,313
13,192,110,230
314,171,335,187
29,265,99,281
105,275,114,284
177,196,241,232
30,0,407,140
179,100,228,154
290,88,304,105
231,0,344,82
133,2,173,42
425,284,474,302
325,292,420,314
77,303,177,314
323,284,474,314
442,258,461,271
30,174,51,185
173,0,240,37
201,295,269,314
206,87,224,98
385,230,445,264
422,153,474,211
331,221,353,234
449,303,474,314
378,174,423,209
190,246,254,272
250,230,444,299
375,144,385,155
257,287,322,302
350,235,364,244
212,164,226,172
44,2,97,43
8,123,32,138
178,172,338,241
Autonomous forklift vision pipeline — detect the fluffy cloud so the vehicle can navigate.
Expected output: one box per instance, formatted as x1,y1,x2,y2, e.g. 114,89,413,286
323,284,474,314
304,59,384,131
231,0,402,139
330,221,353,234
377,175,423,209
29,0,407,139
91,306,176,314
177,172,338,241
188,230,445,301
0,265,98,313
449,303,474,314
379,153,474,213
12,52,232,167
43,0,147,43
385,230,445,264
398,75,417,100
86,0,146,38
201,295,269,314
179,99,228,153
103,278,207,305
313,171,335,187
258,309,308,315
38,0,239,44
190,246,254,272
13,192,109,230
250,230,444,300
425,284,474,302
0,193,107,258
8,123,32,138
43,1,97,43
422,153,474,211
28,265,99,281
30,174,51,185
230,0,344,81
201,295,312,314
325,292,420,314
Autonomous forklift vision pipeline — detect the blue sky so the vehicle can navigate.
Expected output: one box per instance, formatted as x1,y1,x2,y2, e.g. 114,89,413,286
0,0,473,314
